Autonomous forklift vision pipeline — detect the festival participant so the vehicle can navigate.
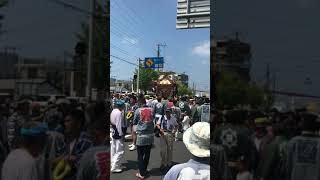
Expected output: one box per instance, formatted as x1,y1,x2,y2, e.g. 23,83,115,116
213,110,256,179
164,122,210,180
7,98,31,150
57,109,93,179
110,100,126,173
77,120,109,180
128,98,139,151
286,113,320,180
171,99,182,141
154,96,164,124
133,97,154,179
257,120,290,180
190,99,201,126
199,97,210,123
178,96,191,118
157,108,178,173
2,121,48,180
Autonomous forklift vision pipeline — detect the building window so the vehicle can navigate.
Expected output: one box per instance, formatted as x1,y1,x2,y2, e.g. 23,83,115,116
28,68,38,79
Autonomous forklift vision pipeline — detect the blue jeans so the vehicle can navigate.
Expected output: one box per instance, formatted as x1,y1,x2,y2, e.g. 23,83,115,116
137,145,152,176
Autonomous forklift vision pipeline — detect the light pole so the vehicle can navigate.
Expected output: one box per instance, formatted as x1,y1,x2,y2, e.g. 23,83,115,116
137,59,139,93
86,0,95,101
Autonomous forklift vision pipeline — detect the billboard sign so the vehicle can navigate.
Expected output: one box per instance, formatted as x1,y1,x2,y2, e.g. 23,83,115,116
176,0,210,29
144,57,164,69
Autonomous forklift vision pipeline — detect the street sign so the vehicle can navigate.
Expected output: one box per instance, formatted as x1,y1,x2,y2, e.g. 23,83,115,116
176,0,210,29
144,57,164,69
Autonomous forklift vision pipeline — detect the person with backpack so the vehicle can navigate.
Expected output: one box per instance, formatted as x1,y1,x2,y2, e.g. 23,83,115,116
110,101,126,173
157,108,178,173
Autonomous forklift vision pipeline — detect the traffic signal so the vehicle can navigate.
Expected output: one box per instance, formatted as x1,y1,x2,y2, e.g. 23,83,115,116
133,75,137,79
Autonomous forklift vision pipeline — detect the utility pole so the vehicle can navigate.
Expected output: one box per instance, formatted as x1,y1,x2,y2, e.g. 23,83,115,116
137,59,142,93
265,62,270,91
86,0,95,101
63,51,66,95
156,43,166,71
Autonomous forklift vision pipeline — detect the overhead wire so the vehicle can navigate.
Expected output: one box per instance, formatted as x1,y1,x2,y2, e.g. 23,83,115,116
118,0,145,23
116,0,142,25
110,54,138,66
110,1,140,29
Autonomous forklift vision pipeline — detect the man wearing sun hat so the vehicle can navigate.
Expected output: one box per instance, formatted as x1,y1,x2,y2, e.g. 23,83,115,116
2,121,49,180
164,122,210,180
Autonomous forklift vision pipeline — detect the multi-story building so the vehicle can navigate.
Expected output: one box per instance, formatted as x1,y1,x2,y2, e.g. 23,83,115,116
215,36,252,82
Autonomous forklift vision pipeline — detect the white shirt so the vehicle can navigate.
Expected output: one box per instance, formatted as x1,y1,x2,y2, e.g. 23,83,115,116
182,116,190,131
2,149,42,180
157,115,178,132
110,108,124,136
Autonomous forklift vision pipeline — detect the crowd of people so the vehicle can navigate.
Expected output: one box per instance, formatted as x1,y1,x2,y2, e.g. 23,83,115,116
0,97,109,180
211,107,320,180
110,92,211,179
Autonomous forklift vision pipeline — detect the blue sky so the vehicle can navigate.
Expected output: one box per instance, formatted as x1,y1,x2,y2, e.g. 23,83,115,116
110,0,210,92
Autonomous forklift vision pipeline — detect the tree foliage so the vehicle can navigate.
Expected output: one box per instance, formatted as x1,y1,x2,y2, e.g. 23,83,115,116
134,67,159,93
177,83,193,96
216,72,267,108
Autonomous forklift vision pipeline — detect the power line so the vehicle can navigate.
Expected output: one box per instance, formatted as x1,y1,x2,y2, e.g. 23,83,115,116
48,0,92,15
48,0,106,18
110,30,137,47
110,54,138,66
111,44,139,59
119,0,145,23
111,24,140,44
111,18,142,39
111,1,141,31
117,0,143,25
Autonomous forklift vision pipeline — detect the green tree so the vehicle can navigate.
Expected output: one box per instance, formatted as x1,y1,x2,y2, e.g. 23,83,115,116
245,83,265,108
216,72,266,108
134,67,159,93
177,83,193,96
0,0,7,9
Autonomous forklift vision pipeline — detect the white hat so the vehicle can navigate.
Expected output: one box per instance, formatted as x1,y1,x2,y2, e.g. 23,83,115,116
183,122,210,158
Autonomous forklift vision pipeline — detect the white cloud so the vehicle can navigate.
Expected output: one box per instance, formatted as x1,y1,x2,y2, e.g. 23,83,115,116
192,40,210,57
121,36,139,45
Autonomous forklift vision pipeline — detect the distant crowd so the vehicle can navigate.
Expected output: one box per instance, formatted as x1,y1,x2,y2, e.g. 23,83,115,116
0,96,108,180
211,106,320,180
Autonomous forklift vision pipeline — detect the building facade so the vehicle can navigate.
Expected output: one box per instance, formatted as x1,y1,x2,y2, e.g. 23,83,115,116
215,36,252,82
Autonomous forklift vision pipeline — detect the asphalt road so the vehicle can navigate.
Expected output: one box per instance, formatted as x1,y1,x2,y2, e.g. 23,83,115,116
110,136,192,180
